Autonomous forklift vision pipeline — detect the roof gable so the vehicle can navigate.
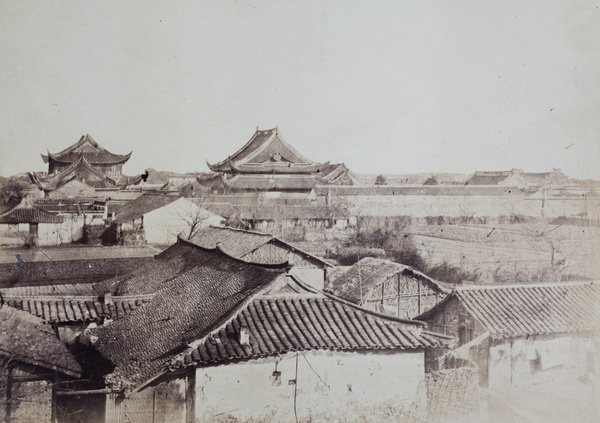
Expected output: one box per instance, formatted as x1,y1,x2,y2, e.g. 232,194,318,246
207,128,323,173
330,258,450,303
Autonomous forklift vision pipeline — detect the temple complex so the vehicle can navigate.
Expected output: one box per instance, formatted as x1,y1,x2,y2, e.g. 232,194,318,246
30,134,139,197
205,127,360,194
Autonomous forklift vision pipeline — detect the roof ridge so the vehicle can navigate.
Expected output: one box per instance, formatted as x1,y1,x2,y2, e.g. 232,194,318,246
456,281,596,291
178,235,289,269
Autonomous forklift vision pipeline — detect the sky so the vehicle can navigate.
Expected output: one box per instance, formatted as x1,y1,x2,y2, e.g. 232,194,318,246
0,0,599,179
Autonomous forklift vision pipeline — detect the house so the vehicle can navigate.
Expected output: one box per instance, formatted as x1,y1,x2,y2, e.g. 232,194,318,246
328,257,451,318
102,194,223,245
205,127,361,196
0,196,79,246
415,282,600,422
0,305,82,422
191,226,332,289
79,236,452,423
416,282,600,386
29,134,139,198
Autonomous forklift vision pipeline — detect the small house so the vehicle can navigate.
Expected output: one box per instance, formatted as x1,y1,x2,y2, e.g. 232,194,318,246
102,194,223,245
0,197,74,246
0,305,82,422
328,257,451,318
78,236,451,423
416,282,600,421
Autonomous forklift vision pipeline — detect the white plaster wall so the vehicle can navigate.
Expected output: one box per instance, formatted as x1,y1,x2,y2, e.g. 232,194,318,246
144,198,222,245
195,349,425,422
488,335,592,389
0,224,23,245
345,195,536,217
37,223,58,246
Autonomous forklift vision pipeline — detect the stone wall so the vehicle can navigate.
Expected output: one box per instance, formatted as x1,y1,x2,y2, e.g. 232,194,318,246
425,367,482,423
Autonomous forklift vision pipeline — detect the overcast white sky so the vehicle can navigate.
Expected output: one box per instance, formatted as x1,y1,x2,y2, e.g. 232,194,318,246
0,0,598,179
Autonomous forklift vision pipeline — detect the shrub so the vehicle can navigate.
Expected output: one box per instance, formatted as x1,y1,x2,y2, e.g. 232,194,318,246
333,246,386,266
427,262,480,284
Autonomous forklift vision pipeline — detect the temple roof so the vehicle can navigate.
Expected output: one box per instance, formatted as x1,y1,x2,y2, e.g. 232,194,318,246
31,153,118,191
207,127,328,174
42,133,132,165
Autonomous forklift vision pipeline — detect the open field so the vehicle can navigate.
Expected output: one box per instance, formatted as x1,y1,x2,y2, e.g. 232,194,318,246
296,219,600,283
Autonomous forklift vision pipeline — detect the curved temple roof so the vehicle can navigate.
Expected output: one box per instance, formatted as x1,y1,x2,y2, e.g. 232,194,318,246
42,133,132,165
207,127,327,174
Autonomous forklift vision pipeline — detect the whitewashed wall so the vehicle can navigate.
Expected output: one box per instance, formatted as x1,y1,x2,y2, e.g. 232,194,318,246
195,349,426,422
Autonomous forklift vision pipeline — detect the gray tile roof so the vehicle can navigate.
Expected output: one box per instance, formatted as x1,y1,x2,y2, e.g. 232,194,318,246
177,295,452,368
416,281,600,340
190,226,331,267
90,238,289,391
0,305,82,377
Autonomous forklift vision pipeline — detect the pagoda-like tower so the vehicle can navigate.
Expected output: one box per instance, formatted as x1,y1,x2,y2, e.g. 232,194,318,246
30,134,135,196
42,134,132,176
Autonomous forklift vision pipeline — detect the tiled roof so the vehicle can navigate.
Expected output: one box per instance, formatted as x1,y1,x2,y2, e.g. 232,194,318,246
90,238,289,390
0,200,63,224
1,294,153,323
176,295,451,368
0,253,154,288
111,241,216,296
45,134,132,165
208,128,319,173
190,226,331,267
417,282,600,340
41,154,118,187
464,171,511,186
0,305,81,377
112,194,180,224
191,226,272,257
329,258,450,303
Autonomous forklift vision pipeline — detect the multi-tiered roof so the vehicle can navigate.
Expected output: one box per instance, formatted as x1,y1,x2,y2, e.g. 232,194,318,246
30,134,136,195
42,133,132,175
